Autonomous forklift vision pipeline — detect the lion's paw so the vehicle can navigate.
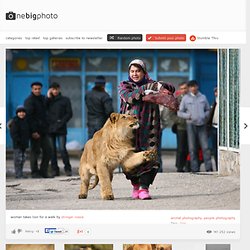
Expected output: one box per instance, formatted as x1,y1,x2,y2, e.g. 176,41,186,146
78,193,87,199
102,193,114,200
143,149,158,162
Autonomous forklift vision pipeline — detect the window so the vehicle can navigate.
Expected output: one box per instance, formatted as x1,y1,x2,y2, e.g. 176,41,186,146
86,57,117,71
229,49,240,148
219,49,240,149
12,57,43,72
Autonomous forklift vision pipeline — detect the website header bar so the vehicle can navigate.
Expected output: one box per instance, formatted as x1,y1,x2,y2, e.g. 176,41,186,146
0,32,246,45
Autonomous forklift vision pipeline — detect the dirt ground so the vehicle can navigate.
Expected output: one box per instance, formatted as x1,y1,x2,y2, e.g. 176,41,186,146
6,151,240,210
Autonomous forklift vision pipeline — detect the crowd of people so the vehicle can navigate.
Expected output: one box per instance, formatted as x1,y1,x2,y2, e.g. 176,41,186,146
9,76,114,179
161,80,218,173
9,59,218,200
10,81,73,178
176,80,217,172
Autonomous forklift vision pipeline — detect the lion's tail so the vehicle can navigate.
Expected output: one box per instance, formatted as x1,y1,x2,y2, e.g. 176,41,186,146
88,175,99,190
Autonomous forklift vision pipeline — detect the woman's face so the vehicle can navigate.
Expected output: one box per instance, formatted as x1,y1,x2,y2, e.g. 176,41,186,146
129,65,145,83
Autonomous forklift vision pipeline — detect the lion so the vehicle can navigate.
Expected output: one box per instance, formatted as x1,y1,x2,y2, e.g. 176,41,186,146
155,244,172,250
131,244,152,250
125,244,172,250
79,113,157,200
6,245,54,250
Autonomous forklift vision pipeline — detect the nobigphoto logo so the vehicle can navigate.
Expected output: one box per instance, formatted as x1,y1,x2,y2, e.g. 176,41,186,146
5,11,58,21
6,11,16,20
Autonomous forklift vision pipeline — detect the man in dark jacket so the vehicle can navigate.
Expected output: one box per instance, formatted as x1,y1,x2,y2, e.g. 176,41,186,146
161,82,189,172
24,82,52,178
85,75,114,139
47,82,73,176
207,87,218,170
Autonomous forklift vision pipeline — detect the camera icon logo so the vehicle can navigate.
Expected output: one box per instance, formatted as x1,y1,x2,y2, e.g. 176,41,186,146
6,11,16,20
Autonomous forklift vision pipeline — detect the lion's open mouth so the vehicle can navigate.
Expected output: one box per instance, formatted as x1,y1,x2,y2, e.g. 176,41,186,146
129,121,140,129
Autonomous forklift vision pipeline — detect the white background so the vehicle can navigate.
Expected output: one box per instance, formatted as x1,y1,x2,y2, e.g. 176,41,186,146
0,0,246,31
0,0,249,249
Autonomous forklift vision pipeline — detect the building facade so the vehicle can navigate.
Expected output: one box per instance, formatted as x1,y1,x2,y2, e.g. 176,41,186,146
6,49,217,149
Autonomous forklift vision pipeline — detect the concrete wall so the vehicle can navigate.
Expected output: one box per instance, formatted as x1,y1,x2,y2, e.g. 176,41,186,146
219,149,240,175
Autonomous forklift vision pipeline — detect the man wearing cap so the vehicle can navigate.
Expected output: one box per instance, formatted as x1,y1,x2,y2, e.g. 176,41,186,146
85,75,114,139
24,82,53,178
47,82,73,176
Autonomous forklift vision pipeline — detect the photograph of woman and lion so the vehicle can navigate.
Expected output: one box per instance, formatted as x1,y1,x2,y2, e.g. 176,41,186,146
6,49,239,210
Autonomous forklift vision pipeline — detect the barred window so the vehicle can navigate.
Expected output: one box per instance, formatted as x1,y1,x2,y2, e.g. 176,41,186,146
229,49,240,148
219,49,240,149
219,49,227,147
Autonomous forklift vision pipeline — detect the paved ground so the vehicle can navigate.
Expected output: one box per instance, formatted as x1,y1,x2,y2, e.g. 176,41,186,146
6,151,240,210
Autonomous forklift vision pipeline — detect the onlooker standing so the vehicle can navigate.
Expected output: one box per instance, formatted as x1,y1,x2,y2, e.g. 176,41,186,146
161,82,189,172
10,106,30,178
177,80,213,172
85,75,114,139
208,87,218,170
24,82,52,178
47,82,73,176
175,82,189,172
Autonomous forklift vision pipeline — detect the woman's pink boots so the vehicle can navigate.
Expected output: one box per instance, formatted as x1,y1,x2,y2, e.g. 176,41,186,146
132,184,151,200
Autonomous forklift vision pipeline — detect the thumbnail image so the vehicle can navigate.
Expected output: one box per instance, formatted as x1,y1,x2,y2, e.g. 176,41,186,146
6,49,240,210
123,244,172,250
206,244,230,250
64,244,113,250
6,244,54,250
